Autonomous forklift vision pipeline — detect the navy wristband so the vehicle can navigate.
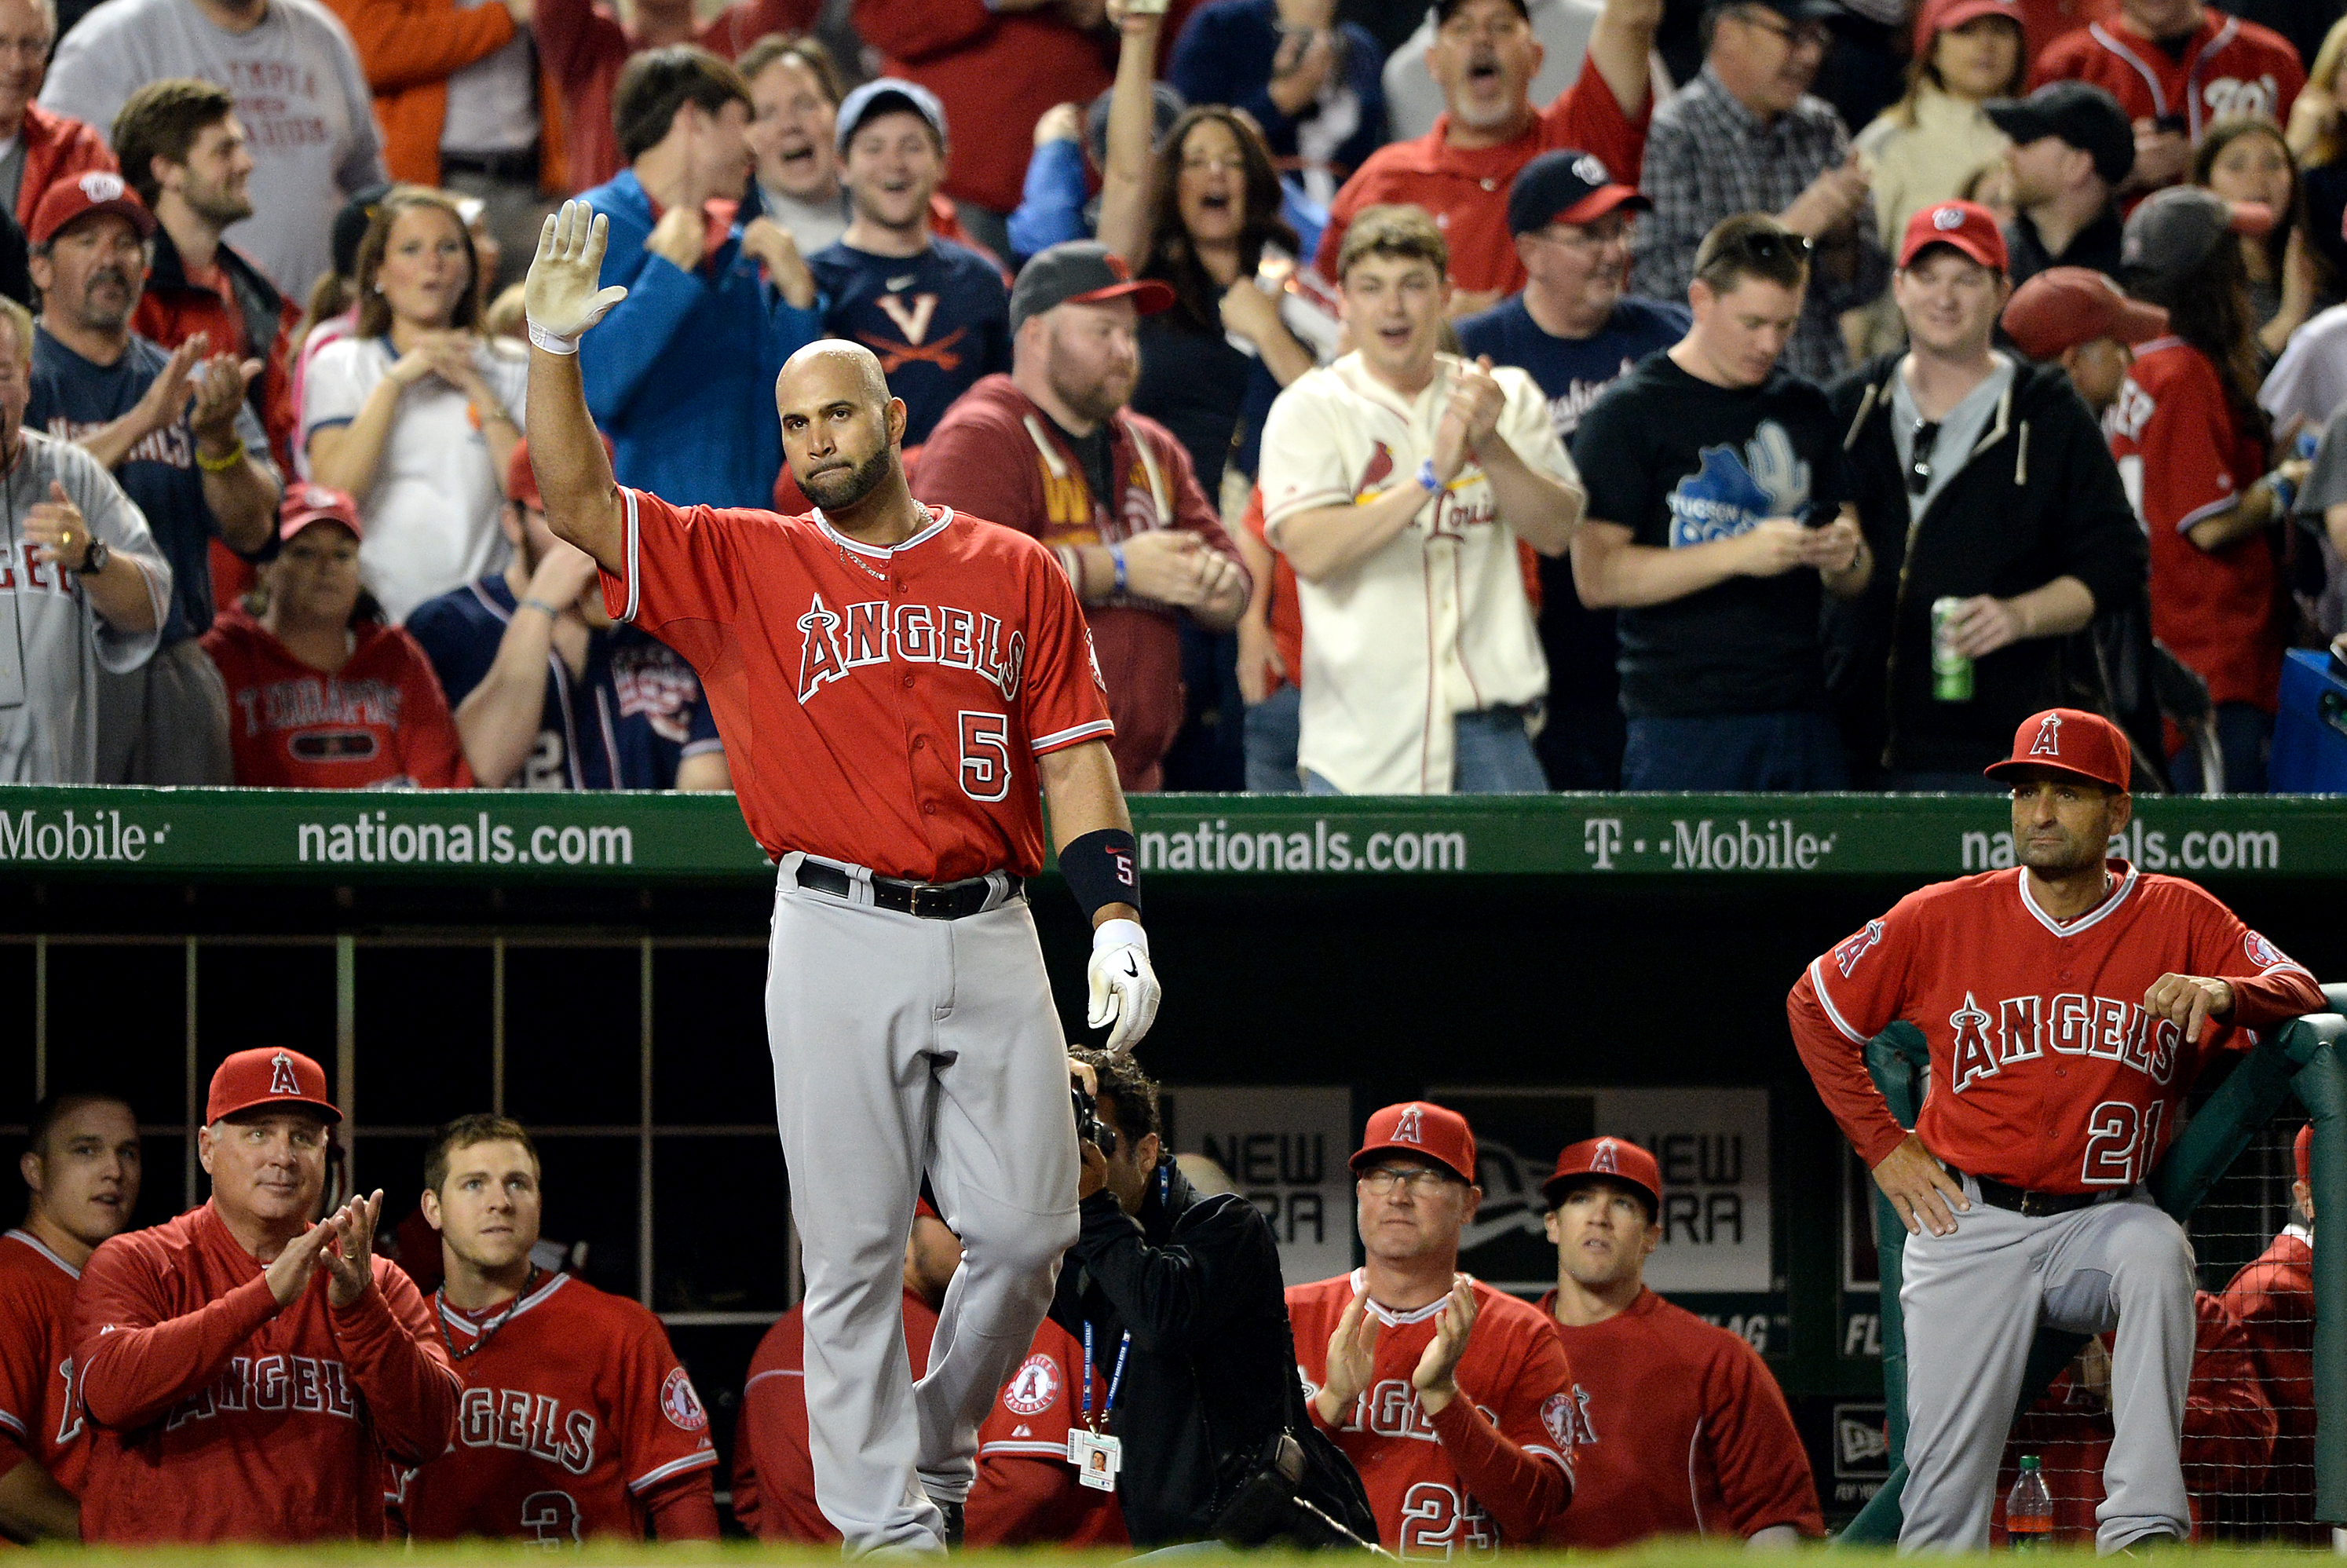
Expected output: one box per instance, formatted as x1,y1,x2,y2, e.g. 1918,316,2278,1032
1061,828,1141,919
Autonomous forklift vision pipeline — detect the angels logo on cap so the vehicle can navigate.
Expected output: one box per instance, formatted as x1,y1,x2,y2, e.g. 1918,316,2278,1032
79,170,127,203
1391,1105,1425,1144
2028,711,2064,757
660,1367,708,1431
1589,1139,1621,1174
1571,153,1610,186
1933,205,1965,230
269,1051,301,1095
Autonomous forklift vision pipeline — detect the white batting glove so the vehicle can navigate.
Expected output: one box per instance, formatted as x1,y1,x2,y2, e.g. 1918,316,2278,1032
1087,919,1160,1054
524,200,629,355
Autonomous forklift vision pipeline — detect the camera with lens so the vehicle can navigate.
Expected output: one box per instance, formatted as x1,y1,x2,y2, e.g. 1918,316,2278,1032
1071,1076,1118,1157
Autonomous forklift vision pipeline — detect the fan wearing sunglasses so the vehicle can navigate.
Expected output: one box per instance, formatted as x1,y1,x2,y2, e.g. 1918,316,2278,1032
1570,213,1871,791
1825,202,2147,788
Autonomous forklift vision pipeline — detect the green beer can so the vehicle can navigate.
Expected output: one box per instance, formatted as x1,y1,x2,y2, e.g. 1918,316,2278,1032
1932,597,1973,702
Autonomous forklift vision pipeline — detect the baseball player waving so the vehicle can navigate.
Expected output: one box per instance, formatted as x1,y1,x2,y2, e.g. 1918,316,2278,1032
520,202,1162,1554
1787,707,2322,1552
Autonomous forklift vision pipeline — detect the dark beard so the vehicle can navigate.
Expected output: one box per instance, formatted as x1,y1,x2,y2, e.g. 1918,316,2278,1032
799,443,892,510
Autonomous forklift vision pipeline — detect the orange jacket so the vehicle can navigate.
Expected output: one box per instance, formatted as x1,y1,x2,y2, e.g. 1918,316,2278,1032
13,101,117,229
319,0,568,193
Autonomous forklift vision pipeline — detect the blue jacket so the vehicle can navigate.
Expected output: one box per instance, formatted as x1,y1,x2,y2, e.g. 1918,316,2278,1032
1168,0,1386,180
579,170,823,508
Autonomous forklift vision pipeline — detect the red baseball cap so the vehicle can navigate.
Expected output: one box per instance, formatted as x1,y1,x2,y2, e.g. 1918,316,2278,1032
207,1047,341,1125
1352,1102,1476,1185
1543,1135,1662,1214
1912,0,2022,47
1983,707,2133,791
2297,1124,2312,1186
1998,266,2169,360
28,169,155,248
1899,199,2008,272
279,484,364,542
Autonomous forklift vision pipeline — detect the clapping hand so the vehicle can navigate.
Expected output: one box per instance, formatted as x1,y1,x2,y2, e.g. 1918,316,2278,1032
1410,1275,1477,1413
526,201,630,346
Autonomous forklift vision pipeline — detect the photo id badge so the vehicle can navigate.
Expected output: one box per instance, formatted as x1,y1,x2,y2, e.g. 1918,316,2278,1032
1067,1428,1121,1492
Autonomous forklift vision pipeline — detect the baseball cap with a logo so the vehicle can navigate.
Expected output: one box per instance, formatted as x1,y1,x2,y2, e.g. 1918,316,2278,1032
1984,82,2135,187
1351,1101,1477,1184
1899,199,2008,272
1912,0,2022,48
2122,187,2273,295
1506,148,1650,236
279,484,364,542
29,170,155,248
836,77,948,154
1009,241,1176,334
1543,1135,1662,1215
1983,707,2133,791
1998,266,2168,360
207,1047,342,1124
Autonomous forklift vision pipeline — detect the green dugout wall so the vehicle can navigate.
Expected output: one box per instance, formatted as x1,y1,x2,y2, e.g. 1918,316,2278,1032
4,787,2342,1526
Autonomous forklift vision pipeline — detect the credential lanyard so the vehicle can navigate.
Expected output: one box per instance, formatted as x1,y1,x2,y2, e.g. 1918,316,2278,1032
1080,1318,1131,1432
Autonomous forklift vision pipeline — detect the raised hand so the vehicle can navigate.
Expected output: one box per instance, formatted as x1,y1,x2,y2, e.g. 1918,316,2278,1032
262,1214,341,1307
1315,1288,1380,1425
188,353,264,441
1411,1275,1477,1412
525,202,629,348
319,1189,385,1308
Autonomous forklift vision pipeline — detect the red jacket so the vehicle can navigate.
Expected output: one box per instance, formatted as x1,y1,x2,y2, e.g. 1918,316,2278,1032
72,1201,460,1544
913,373,1246,793
534,0,817,195
12,102,116,231
2031,11,2303,152
2217,1228,2316,1540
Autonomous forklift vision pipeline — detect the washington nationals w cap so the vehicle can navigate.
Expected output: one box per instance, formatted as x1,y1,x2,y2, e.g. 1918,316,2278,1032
1983,707,2133,791
207,1047,341,1124
1899,199,2008,272
1998,266,2168,360
835,77,947,153
278,484,364,542
1507,149,1648,236
1984,82,2134,187
1543,1135,1662,1214
1351,1102,1477,1184
1912,0,2023,49
29,170,155,247
1009,242,1176,334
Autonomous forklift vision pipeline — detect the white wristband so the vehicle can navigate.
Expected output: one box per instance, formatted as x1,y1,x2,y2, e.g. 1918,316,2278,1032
1092,918,1148,955
526,318,579,356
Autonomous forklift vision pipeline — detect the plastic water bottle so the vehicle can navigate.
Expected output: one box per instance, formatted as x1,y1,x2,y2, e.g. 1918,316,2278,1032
2008,1455,2053,1550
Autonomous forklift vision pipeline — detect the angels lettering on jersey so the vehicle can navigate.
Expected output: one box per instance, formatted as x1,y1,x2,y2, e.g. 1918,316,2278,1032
795,594,1025,707
1665,422,1811,547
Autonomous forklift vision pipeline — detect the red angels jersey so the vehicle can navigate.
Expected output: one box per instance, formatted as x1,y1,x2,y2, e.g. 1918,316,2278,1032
2218,1228,2315,1533
0,1230,89,1494
396,1272,716,1542
967,1314,1127,1548
2031,13,2302,146
200,609,472,788
2106,339,2283,711
1791,860,2322,1191
71,1201,459,1544
1288,1270,1574,1559
1531,1288,1822,1546
601,493,1113,881
733,1291,941,1542
1991,1292,2274,1543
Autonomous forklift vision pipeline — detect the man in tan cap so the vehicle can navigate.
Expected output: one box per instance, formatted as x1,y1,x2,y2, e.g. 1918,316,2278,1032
70,1047,456,1544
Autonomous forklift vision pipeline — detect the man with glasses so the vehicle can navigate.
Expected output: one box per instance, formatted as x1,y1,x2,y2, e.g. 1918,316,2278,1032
1572,213,1870,790
1460,148,1687,788
1288,1102,1577,1556
1828,202,2144,787
1632,0,1888,380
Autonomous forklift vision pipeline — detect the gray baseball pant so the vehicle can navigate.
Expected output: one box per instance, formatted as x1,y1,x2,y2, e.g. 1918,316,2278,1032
1898,1178,2196,1555
766,853,1080,1555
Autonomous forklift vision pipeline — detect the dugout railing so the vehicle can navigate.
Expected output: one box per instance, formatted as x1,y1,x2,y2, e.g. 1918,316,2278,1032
1842,1007,2347,1546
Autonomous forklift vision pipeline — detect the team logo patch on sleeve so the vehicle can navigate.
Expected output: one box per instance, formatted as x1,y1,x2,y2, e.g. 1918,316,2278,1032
660,1368,708,1431
1833,919,1885,978
1542,1387,1596,1449
2243,930,2289,968
1000,1354,1061,1415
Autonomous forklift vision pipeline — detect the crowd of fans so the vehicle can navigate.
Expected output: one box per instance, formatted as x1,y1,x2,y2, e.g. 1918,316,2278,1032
2,0,2345,793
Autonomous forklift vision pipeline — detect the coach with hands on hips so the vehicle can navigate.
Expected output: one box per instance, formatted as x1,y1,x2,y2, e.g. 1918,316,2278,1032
1787,708,2323,1552
522,200,1161,1554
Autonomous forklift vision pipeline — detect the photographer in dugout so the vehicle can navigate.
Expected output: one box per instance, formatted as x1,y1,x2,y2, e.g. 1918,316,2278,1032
1058,1050,1376,1550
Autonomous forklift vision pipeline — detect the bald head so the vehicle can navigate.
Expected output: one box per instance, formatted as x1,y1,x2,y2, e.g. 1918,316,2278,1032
777,338,905,514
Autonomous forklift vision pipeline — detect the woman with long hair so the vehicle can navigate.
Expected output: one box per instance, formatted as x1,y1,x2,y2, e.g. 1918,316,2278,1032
301,186,525,622
2110,187,2304,792
1855,0,2024,252
200,488,470,788
2192,116,2325,359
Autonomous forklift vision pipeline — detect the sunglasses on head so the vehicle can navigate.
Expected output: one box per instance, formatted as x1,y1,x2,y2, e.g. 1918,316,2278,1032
1726,228,1815,268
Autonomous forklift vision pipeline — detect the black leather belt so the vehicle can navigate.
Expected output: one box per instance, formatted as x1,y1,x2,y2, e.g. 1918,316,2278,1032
441,148,540,183
1967,1172,2104,1217
795,860,1019,919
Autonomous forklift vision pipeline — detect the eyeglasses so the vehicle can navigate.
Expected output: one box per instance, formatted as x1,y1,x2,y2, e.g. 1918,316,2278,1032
1735,7,1832,50
1907,419,1940,496
1533,216,1633,250
1359,1165,1460,1195
1181,154,1248,175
